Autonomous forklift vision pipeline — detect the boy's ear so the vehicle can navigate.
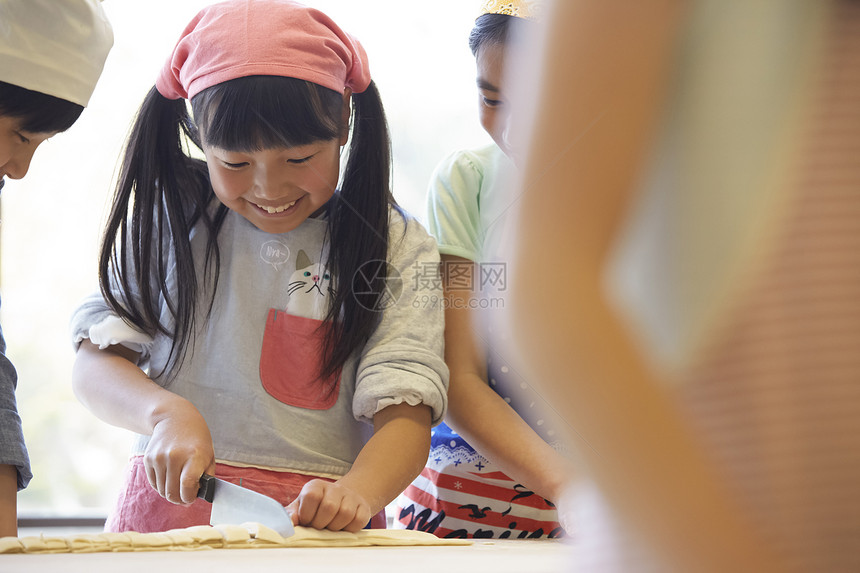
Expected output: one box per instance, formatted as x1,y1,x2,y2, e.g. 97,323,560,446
340,88,352,146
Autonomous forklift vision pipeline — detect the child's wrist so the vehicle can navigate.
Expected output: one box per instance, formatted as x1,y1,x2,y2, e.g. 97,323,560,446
147,390,197,430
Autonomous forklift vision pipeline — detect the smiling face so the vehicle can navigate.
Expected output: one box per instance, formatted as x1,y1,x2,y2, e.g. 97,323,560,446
476,41,516,160
203,137,344,234
193,77,352,234
0,114,55,188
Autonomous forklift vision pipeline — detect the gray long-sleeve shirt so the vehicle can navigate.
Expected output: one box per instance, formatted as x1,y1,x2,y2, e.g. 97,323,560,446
71,206,448,478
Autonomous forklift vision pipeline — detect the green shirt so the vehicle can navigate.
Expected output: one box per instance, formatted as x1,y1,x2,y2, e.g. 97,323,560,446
425,143,515,263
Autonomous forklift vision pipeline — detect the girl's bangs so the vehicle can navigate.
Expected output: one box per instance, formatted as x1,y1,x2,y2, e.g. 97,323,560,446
191,76,343,152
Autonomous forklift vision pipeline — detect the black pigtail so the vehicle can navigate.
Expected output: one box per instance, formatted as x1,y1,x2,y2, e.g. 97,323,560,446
99,86,219,377
321,80,401,380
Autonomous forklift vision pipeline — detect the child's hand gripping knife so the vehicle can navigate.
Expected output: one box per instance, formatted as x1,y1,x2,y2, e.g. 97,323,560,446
145,400,217,505
286,402,432,532
72,339,217,505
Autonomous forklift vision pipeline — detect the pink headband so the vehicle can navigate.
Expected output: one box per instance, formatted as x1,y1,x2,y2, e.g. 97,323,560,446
156,0,371,101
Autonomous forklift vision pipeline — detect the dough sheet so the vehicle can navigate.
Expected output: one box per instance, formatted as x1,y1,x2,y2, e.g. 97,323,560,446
0,523,472,554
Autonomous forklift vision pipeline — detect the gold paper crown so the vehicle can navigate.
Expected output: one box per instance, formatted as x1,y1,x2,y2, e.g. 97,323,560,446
479,0,541,20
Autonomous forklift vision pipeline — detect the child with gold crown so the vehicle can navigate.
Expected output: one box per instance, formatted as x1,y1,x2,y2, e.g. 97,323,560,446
392,0,574,539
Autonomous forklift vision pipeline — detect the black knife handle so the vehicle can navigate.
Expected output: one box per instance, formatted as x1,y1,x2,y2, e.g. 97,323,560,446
198,473,216,503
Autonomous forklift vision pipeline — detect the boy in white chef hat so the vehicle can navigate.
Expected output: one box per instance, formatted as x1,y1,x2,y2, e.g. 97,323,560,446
0,0,113,537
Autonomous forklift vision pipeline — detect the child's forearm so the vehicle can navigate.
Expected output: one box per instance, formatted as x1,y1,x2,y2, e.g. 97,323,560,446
441,272,574,503
72,339,191,435
0,464,17,538
338,402,432,515
72,338,215,504
447,372,574,503
287,403,432,531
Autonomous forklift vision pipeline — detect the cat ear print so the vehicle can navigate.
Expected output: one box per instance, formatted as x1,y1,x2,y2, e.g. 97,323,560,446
295,250,312,270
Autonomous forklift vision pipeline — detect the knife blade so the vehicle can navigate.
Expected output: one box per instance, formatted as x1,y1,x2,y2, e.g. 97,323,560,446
197,473,295,537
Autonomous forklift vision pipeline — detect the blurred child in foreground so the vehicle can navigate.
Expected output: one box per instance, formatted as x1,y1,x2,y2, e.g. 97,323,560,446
509,0,860,570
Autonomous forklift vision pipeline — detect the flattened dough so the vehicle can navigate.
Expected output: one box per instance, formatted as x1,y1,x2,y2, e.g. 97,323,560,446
0,523,471,554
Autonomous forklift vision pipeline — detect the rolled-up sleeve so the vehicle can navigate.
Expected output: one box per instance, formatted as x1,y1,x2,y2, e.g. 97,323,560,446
70,292,154,364
352,214,449,425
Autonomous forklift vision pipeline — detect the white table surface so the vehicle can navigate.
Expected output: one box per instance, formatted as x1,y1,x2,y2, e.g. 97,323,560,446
2,539,571,573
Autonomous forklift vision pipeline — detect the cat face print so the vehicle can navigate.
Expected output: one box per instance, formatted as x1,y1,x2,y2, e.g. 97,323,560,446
286,250,334,319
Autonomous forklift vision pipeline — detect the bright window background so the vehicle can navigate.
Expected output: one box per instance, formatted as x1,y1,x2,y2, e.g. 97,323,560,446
1,0,489,516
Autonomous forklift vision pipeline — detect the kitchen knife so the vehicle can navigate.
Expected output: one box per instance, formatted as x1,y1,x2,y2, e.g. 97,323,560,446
197,473,295,537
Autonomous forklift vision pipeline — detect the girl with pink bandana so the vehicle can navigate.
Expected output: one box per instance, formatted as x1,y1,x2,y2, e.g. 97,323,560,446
70,0,447,534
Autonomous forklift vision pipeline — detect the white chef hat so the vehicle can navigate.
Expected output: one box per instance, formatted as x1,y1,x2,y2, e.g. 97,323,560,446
0,0,114,107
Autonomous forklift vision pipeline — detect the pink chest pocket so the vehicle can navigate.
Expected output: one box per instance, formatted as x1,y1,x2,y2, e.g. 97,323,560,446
259,309,341,409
